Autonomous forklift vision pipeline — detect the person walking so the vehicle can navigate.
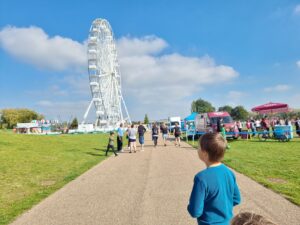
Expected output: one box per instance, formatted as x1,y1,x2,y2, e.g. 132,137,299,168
128,124,137,153
117,123,124,152
160,122,169,146
126,124,131,150
152,123,159,147
137,121,146,151
105,131,118,157
295,117,300,137
236,120,242,133
174,122,181,147
250,118,256,137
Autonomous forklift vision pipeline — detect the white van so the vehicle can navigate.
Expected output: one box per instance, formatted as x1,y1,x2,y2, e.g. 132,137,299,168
168,116,181,133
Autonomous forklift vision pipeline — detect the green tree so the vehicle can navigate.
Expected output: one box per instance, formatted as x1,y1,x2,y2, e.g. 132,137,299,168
1,108,44,128
191,98,215,113
144,114,149,124
218,105,233,114
70,117,78,129
231,106,249,121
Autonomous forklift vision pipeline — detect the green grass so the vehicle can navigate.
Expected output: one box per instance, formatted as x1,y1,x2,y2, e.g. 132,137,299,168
187,136,300,205
0,130,110,225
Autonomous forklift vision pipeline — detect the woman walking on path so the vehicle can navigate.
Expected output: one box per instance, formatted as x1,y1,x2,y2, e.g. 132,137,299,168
160,122,169,146
128,124,137,153
174,122,181,147
138,121,146,151
152,123,159,147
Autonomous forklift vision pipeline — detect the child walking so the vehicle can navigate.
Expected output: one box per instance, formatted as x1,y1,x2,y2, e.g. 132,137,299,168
187,133,241,225
105,131,118,157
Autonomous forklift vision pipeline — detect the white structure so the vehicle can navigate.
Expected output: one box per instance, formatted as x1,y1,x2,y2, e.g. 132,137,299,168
82,18,130,128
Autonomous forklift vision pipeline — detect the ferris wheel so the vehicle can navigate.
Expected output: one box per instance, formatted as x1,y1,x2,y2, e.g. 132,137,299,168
82,18,130,128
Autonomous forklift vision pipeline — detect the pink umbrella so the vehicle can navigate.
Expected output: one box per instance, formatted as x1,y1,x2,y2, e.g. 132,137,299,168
251,102,289,114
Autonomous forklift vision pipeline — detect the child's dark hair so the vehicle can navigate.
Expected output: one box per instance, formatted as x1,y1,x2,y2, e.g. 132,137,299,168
231,212,276,225
199,133,226,162
110,131,114,135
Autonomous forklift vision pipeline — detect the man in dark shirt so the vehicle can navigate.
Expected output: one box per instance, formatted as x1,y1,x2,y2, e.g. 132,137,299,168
137,121,146,151
174,123,181,147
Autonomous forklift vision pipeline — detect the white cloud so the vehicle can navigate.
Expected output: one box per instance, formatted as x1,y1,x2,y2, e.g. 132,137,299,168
296,60,300,68
0,26,86,71
117,35,168,57
294,4,300,14
0,26,239,120
116,36,238,118
264,84,291,92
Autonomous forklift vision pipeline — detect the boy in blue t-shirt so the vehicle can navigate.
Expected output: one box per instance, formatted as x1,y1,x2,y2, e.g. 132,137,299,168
187,133,241,225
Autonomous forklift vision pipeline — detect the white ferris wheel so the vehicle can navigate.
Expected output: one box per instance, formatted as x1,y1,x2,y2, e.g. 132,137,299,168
82,18,130,128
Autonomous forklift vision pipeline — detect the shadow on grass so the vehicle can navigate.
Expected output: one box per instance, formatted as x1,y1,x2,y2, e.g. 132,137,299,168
86,151,106,157
93,148,106,152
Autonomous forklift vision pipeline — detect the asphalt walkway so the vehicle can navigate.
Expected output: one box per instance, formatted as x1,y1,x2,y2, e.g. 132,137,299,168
11,134,300,225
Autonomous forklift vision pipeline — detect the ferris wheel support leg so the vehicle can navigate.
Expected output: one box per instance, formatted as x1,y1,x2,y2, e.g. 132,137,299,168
121,96,131,124
82,99,94,124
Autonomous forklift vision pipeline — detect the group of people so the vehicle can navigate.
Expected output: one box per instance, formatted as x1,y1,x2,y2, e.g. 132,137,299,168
226,116,300,138
106,121,183,156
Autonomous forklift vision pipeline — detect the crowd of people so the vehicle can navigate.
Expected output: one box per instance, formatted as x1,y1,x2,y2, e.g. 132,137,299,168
106,116,300,156
224,117,300,138
105,122,183,156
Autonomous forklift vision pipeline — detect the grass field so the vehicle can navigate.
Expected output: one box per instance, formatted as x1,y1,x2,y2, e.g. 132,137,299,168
0,130,110,225
187,135,300,206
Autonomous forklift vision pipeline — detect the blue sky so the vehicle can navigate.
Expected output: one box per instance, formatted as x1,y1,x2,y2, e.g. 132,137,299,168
0,0,300,121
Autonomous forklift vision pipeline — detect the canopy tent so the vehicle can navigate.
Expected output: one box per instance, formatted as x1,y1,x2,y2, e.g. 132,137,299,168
184,112,198,121
251,102,289,114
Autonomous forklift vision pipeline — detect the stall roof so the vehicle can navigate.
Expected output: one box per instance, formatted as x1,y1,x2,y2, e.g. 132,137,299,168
184,112,198,121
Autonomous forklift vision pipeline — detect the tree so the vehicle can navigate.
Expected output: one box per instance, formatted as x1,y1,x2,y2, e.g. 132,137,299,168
231,106,249,121
70,117,78,129
218,105,233,114
144,114,149,124
191,98,215,113
1,108,44,128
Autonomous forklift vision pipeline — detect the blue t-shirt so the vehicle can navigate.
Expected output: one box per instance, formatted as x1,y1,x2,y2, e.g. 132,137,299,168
117,127,124,137
187,164,241,225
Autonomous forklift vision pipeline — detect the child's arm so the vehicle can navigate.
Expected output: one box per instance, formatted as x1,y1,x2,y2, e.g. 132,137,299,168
187,176,205,218
233,178,241,206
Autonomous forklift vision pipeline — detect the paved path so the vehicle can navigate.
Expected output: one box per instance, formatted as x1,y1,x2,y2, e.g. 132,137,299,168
11,134,300,225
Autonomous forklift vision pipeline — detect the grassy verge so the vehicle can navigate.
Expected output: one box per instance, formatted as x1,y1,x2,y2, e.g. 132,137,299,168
187,136,300,205
0,131,110,225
